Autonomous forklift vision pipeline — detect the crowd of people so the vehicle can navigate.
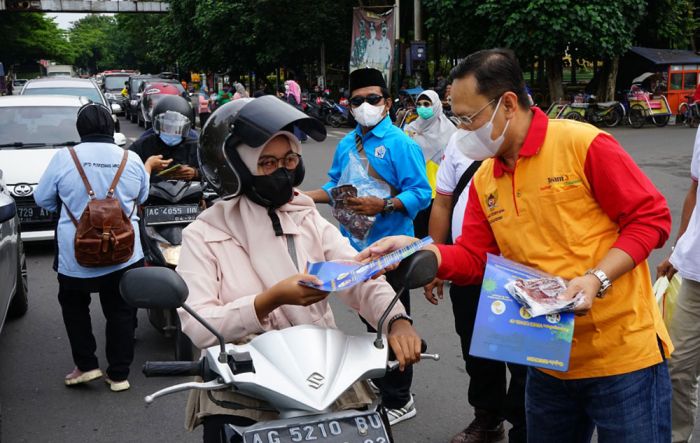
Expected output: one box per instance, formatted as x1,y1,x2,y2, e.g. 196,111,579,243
31,47,700,443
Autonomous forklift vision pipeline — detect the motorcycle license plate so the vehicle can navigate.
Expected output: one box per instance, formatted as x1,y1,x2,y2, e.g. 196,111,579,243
243,412,389,443
144,204,200,225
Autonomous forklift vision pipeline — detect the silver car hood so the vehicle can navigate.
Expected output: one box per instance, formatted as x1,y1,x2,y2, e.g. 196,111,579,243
214,325,388,416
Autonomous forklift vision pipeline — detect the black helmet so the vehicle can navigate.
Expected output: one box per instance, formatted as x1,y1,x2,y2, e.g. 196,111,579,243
198,95,326,199
152,94,194,127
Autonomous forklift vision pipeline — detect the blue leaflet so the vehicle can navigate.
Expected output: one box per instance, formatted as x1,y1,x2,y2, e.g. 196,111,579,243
301,237,434,292
469,254,575,372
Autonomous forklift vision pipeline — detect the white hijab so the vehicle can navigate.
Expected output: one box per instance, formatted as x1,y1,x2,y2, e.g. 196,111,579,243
405,89,456,164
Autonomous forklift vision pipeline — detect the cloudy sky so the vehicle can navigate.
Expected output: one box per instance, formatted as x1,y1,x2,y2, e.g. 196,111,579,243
51,13,91,30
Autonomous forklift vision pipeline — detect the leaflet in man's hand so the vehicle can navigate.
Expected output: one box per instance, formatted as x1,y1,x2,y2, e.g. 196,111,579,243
300,237,434,292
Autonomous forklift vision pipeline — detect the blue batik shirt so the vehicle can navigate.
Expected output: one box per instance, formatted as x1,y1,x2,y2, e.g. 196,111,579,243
322,115,431,250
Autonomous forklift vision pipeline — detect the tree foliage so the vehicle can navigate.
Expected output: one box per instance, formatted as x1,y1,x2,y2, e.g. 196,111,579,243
0,12,73,68
68,15,118,73
636,0,696,49
153,0,354,78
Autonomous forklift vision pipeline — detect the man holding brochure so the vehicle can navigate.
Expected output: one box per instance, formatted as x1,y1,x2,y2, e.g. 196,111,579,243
359,49,673,442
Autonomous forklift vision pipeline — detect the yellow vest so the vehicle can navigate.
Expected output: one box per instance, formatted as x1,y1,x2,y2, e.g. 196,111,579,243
473,118,671,379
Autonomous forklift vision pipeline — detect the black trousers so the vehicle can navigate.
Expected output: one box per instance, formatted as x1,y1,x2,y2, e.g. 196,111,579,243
361,288,412,409
412,200,433,239
450,283,527,442
57,260,142,381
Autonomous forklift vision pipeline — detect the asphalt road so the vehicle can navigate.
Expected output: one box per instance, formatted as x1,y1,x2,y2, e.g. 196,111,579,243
0,115,696,443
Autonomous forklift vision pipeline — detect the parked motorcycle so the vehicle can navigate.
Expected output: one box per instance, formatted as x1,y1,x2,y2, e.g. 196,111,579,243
119,251,440,443
560,95,625,128
139,179,212,361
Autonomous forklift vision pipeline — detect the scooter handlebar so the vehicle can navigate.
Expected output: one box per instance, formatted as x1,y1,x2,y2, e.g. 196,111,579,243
143,360,203,377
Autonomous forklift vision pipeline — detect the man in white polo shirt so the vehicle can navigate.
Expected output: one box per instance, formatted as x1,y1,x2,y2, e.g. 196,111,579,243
425,135,526,443
657,127,700,443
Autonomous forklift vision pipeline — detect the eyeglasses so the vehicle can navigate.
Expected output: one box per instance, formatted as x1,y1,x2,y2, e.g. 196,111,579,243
416,100,432,108
349,94,385,107
257,152,301,175
449,98,496,127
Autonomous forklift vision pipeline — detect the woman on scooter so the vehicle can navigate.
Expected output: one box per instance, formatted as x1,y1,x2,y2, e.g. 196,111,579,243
176,96,422,442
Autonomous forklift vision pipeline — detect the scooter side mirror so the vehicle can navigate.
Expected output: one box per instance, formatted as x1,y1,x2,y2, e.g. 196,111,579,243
119,267,188,309
387,250,438,290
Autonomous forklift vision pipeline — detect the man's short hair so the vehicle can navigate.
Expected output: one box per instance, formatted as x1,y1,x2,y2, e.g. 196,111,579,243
450,48,530,109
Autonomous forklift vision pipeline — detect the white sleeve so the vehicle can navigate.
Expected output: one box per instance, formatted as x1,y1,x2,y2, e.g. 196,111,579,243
436,141,457,195
692,127,700,181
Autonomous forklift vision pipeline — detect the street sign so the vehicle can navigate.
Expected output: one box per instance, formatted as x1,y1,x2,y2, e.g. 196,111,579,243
411,42,427,62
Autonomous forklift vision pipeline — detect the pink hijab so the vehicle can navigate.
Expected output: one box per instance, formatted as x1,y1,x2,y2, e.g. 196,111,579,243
285,80,301,104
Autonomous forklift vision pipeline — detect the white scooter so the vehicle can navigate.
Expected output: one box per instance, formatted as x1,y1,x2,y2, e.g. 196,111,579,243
119,251,439,443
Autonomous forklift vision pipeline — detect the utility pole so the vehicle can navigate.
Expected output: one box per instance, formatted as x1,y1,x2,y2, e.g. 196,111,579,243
320,42,326,89
414,0,421,41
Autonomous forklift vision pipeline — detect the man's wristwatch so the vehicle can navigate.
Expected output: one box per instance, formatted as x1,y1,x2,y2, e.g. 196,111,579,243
387,314,413,332
382,197,395,214
585,269,612,298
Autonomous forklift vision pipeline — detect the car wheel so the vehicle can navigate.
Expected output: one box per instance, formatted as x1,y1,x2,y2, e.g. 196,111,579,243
8,238,28,318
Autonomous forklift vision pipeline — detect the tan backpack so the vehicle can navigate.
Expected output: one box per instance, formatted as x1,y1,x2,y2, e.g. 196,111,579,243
64,147,135,267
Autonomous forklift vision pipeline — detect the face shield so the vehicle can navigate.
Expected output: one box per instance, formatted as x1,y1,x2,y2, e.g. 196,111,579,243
153,110,192,136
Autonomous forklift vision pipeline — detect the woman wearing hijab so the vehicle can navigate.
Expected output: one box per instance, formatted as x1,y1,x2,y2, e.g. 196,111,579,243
284,79,307,142
177,96,422,442
232,81,249,100
403,89,457,237
34,103,149,392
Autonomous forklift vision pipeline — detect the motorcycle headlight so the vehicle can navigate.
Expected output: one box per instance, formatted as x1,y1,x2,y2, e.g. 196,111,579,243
130,100,138,106
105,93,116,100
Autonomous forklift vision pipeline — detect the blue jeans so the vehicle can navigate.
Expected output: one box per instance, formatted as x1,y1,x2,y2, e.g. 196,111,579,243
526,362,671,443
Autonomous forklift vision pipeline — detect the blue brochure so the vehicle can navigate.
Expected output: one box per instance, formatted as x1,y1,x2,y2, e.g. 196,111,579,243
301,237,434,292
469,254,575,372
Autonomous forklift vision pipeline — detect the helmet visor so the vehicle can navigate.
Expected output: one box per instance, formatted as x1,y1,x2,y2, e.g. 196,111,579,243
231,95,326,147
154,110,191,136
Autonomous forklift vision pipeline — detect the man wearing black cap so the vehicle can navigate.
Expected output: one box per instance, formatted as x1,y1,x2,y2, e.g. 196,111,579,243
34,102,149,392
306,68,431,426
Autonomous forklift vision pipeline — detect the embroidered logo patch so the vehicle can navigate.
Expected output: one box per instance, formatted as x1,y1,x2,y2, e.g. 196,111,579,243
485,191,498,211
375,145,386,159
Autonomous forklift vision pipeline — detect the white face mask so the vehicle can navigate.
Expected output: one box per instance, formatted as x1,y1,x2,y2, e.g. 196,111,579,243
352,102,385,128
454,97,510,161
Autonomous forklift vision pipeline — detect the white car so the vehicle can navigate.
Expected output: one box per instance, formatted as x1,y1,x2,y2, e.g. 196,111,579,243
0,95,127,241
20,77,122,132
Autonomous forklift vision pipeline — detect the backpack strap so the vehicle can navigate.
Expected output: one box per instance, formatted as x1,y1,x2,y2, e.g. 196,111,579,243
106,150,129,198
451,160,482,210
67,147,96,200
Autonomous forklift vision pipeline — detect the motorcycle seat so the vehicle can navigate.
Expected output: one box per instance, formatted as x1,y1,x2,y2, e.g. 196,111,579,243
595,101,619,108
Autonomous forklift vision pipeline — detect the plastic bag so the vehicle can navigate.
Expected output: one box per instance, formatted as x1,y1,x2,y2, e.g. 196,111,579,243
331,151,390,248
654,274,682,328
505,276,583,317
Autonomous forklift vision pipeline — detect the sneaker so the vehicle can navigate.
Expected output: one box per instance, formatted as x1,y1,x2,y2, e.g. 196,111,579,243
105,378,130,392
450,417,505,443
64,367,103,386
386,395,416,426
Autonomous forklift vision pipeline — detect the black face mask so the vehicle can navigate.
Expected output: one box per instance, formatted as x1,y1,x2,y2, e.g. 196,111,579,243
249,167,296,209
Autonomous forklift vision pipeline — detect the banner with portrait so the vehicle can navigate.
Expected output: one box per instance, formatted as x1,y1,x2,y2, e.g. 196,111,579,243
349,8,395,87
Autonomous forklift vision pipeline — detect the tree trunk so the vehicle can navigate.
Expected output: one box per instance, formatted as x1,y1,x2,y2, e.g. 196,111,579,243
596,56,619,101
536,55,545,88
545,56,564,103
